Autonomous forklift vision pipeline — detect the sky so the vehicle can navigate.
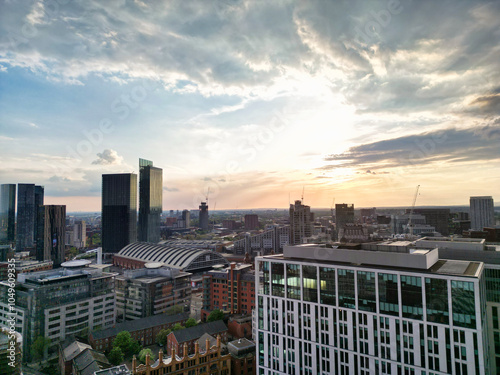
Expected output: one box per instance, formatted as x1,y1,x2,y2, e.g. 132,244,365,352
0,0,499,212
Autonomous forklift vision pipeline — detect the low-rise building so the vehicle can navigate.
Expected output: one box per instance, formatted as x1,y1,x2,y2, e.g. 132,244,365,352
166,320,228,356
228,338,256,375
72,348,111,375
59,337,92,375
89,313,189,352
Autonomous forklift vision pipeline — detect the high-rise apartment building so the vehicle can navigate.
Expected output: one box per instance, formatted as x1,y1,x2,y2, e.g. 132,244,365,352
182,209,191,228
245,214,259,230
256,243,489,374
101,173,137,253
199,202,209,231
138,159,163,243
72,220,86,248
0,184,16,242
0,260,116,361
335,203,354,239
470,196,495,231
289,200,313,245
36,205,66,267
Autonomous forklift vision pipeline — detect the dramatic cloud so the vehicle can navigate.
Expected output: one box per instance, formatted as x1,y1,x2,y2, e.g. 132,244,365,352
92,149,123,165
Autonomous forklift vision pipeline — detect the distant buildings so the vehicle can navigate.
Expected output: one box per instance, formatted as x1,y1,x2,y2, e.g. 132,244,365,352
412,208,451,236
199,202,209,231
36,205,66,267
470,196,495,231
138,159,163,243
289,200,313,245
0,184,16,243
182,209,191,228
101,173,137,253
256,243,490,374
335,203,354,239
71,220,87,249
244,214,259,230
232,225,290,255
115,265,191,321
0,260,116,361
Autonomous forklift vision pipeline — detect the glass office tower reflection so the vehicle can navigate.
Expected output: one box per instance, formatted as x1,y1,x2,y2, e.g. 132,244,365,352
138,159,162,243
102,173,137,253
0,184,16,242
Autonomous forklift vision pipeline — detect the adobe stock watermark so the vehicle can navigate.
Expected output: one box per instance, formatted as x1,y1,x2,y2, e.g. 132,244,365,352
5,257,18,368
190,109,290,208
354,0,404,45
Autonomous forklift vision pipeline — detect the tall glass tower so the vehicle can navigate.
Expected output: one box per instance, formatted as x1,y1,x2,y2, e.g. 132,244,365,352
0,184,16,242
36,205,66,267
138,159,163,243
102,173,137,253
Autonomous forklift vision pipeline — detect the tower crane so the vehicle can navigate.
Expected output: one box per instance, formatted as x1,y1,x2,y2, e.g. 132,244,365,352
407,185,420,238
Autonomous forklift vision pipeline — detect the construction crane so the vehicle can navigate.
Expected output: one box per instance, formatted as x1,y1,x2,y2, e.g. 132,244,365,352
407,185,420,238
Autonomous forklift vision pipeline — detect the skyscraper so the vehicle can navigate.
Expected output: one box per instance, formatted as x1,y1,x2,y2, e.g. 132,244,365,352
36,205,66,267
138,159,163,243
102,173,137,253
16,184,35,250
335,203,354,240
199,202,209,231
470,196,495,231
34,185,44,248
0,184,16,242
289,200,312,245
182,209,191,228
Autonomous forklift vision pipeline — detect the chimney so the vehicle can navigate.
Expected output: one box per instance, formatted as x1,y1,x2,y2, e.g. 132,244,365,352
183,343,188,358
159,349,163,362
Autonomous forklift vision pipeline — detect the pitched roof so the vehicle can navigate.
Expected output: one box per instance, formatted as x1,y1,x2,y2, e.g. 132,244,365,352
171,320,227,344
93,364,131,375
62,340,92,362
91,312,189,340
73,348,110,375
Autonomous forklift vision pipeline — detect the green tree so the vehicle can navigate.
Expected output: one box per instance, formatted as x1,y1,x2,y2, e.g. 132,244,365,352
138,348,155,364
108,347,124,366
172,323,185,331
207,309,224,322
31,336,51,364
156,329,171,346
113,331,133,354
129,340,142,357
185,318,197,328
165,305,184,315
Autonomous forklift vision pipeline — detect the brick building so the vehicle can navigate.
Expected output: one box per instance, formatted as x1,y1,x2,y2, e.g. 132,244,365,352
89,313,189,352
132,335,231,375
228,338,256,375
201,263,255,320
244,215,259,230
166,320,228,356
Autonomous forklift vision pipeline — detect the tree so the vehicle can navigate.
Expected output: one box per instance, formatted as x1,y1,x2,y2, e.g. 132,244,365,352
108,347,124,366
31,336,51,364
156,329,171,347
185,318,197,328
129,340,142,357
172,323,185,331
207,309,224,322
112,331,141,358
165,305,184,315
138,348,155,364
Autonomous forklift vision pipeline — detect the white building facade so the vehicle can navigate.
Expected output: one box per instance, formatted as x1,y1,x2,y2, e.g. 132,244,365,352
255,244,490,375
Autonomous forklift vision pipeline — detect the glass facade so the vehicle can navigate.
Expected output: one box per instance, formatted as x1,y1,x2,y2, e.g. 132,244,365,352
286,264,300,300
357,271,376,312
378,273,399,316
271,263,284,297
451,280,476,329
302,266,318,302
401,275,423,320
425,278,449,324
338,269,355,309
319,267,335,306
0,184,16,242
138,159,163,242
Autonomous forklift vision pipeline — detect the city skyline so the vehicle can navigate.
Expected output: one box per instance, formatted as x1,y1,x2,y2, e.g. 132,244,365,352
1,1,500,211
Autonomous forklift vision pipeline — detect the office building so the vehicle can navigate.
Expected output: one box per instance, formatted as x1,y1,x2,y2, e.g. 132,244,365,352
335,203,354,239
72,220,87,248
33,185,44,248
411,208,451,236
182,209,191,228
256,243,489,374
0,328,22,375
138,159,163,243
470,196,495,231
245,214,259,230
199,202,209,231
101,173,137,253
202,263,256,318
0,184,16,243
16,184,35,251
289,200,313,245
36,205,66,267
0,260,116,361
115,264,191,321
392,213,427,234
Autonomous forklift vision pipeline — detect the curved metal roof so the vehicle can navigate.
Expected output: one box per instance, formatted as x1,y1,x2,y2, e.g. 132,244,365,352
116,242,229,272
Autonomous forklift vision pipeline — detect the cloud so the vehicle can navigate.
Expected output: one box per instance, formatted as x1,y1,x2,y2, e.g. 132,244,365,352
163,186,179,192
91,149,123,165
321,126,500,172
48,175,71,182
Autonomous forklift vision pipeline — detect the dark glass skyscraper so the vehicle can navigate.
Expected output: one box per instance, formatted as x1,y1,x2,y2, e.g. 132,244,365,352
16,184,44,251
102,173,137,253
199,201,209,231
36,205,66,267
0,184,16,242
138,159,163,243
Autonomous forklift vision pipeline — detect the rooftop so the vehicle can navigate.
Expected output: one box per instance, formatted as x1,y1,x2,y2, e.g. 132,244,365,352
94,365,131,375
171,320,227,344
